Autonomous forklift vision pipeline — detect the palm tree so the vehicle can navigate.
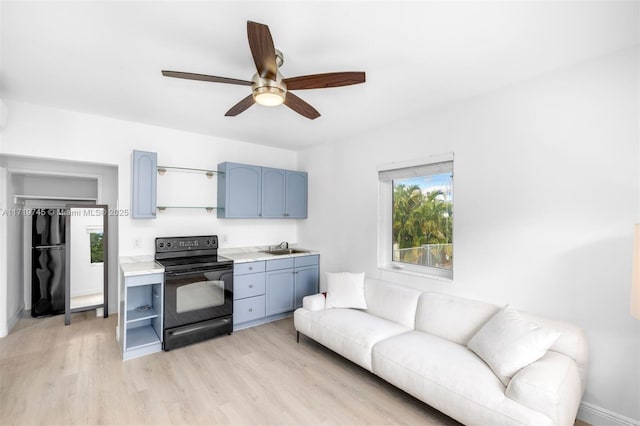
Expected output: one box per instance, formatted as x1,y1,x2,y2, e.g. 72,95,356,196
392,183,452,266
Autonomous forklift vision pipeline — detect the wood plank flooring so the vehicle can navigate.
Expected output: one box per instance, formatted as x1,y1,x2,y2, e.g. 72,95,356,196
1,313,590,426
1,313,459,425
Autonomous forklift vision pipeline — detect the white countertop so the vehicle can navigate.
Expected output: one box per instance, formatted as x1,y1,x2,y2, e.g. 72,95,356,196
118,247,319,270
221,248,319,263
120,260,165,277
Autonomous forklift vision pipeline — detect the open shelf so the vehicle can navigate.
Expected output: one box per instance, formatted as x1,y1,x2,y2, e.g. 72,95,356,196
157,206,216,213
157,166,221,178
126,306,159,323
126,325,161,350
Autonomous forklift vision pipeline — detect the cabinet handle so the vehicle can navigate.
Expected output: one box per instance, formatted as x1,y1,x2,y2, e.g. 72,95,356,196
249,267,253,270
249,284,253,288
249,308,253,312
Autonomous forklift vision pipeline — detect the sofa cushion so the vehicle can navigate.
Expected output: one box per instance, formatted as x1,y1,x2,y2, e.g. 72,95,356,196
416,292,588,392
518,313,588,393
415,292,499,345
326,272,367,309
364,279,422,329
506,351,582,426
296,307,410,371
372,331,553,426
467,306,561,386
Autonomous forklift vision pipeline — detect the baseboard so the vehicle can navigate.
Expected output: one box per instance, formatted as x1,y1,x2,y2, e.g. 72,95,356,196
578,401,640,426
6,305,24,333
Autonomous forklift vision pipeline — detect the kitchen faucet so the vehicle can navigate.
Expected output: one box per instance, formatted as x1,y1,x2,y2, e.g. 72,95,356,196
271,241,288,250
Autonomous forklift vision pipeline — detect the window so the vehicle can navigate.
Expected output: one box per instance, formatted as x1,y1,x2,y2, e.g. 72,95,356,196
90,232,104,264
378,155,453,279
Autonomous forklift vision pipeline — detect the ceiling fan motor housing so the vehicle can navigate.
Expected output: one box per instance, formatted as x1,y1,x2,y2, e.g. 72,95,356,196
252,72,287,106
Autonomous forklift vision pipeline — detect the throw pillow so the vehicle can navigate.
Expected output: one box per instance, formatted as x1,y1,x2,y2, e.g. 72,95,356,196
325,272,367,309
467,306,561,386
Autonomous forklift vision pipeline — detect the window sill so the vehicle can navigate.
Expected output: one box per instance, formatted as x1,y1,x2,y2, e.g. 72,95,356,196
378,266,453,282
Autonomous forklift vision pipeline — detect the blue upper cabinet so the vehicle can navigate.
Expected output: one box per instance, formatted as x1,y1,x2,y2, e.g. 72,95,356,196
262,168,286,218
218,162,262,218
132,150,157,219
218,162,307,219
285,171,308,219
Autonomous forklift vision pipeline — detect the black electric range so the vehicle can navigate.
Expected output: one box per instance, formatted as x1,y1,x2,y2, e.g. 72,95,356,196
155,235,234,350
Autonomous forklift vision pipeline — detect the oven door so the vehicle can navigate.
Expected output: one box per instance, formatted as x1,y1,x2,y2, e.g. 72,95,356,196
164,265,233,330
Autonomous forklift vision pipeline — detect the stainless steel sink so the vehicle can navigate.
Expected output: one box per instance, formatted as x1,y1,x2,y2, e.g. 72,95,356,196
261,248,309,256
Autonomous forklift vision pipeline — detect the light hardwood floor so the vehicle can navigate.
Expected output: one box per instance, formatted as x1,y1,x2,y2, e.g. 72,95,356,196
1,313,590,426
1,313,459,425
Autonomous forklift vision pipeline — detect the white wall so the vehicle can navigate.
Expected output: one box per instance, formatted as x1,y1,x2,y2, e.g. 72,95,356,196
0,167,7,336
0,100,300,255
6,174,24,329
298,47,640,422
22,175,97,199
0,99,300,336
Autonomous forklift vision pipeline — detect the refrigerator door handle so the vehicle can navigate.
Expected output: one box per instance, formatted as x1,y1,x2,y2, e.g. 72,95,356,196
35,245,65,249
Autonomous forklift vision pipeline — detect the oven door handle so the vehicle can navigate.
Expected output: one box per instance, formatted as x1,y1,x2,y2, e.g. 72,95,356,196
165,266,232,277
165,270,206,277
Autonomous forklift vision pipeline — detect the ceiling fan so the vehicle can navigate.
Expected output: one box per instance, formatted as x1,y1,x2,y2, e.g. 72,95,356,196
161,21,366,120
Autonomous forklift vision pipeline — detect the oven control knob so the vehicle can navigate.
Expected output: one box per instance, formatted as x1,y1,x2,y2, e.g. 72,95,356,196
205,239,210,246
166,242,172,248
159,242,164,248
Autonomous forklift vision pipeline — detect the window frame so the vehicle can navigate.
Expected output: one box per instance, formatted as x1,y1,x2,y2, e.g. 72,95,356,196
377,153,454,280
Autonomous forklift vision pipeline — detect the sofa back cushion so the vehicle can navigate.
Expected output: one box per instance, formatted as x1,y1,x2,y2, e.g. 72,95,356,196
416,291,589,392
364,278,422,329
416,292,499,345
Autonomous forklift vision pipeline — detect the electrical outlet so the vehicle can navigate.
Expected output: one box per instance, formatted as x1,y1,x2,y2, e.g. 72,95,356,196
133,238,141,249
221,234,228,243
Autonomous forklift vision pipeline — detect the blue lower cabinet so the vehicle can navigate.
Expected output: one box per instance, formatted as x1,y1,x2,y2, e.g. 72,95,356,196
294,265,319,308
234,296,266,324
232,255,319,330
266,269,295,315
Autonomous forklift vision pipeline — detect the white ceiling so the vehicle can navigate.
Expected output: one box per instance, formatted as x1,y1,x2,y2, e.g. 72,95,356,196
1,1,638,150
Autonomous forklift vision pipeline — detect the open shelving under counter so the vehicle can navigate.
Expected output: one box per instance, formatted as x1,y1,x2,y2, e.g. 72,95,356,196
119,262,165,360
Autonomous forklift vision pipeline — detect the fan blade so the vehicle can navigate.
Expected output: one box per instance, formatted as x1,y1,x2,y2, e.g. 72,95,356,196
284,92,320,120
225,95,256,116
162,70,252,86
247,21,278,80
284,72,366,90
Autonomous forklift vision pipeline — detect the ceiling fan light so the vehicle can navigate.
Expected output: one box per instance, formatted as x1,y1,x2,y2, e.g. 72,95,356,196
253,86,286,106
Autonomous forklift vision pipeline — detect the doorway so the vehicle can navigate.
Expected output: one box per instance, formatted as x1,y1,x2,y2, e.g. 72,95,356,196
0,154,118,334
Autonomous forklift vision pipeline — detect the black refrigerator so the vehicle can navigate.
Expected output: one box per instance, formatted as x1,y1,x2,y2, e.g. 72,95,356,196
31,209,66,317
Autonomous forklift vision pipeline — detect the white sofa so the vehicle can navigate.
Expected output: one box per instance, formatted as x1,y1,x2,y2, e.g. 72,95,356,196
293,278,587,426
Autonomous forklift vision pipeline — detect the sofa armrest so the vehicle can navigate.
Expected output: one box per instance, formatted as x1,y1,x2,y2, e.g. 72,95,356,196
506,351,582,426
302,293,326,311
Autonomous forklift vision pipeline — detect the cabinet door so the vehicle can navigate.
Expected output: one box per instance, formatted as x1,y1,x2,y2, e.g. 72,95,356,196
265,269,295,315
294,265,319,309
261,167,286,218
218,163,262,218
285,171,308,219
234,295,266,324
132,150,157,219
